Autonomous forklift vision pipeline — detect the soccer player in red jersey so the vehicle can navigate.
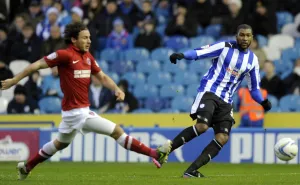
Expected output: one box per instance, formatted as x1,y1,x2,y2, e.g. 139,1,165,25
1,22,170,180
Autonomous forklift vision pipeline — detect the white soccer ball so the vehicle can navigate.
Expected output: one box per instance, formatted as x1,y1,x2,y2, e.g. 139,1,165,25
274,138,298,161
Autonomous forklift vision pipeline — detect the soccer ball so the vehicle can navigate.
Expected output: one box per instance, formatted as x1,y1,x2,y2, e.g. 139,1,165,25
274,138,298,161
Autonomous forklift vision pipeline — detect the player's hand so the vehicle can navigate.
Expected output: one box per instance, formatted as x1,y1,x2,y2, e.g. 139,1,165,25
1,78,17,90
115,89,125,101
169,53,184,64
260,99,272,112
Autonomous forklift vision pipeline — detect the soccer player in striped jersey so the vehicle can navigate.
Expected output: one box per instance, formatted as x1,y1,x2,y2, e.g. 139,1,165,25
152,24,272,178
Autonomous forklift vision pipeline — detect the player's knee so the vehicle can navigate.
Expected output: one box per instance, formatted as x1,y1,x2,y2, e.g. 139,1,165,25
215,133,229,145
54,139,70,150
110,124,125,140
194,123,209,134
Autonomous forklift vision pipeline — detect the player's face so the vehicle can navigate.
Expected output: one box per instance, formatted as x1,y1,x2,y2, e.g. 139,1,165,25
236,29,253,50
74,29,91,52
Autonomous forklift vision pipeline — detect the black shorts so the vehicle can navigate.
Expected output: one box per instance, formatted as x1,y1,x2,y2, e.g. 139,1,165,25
190,92,235,135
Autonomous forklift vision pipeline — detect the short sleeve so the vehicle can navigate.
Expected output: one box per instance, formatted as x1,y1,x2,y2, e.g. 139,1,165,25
43,50,71,67
90,55,101,74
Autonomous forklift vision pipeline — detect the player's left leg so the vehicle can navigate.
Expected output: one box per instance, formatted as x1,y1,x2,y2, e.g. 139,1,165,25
17,130,77,180
183,120,232,178
82,116,170,167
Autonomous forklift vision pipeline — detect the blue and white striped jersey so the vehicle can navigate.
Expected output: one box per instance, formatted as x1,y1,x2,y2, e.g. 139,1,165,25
195,41,260,103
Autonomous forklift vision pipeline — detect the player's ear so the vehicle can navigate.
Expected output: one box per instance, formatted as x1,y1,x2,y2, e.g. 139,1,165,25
71,37,77,44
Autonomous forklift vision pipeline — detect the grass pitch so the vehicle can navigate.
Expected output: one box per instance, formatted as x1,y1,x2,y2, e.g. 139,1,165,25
0,162,299,185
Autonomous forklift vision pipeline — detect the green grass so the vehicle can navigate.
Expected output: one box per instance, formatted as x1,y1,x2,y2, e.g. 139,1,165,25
0,162,300,185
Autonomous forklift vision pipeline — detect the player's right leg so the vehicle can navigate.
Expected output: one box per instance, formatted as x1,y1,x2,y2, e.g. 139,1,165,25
154,92,214,168
17,131,76,180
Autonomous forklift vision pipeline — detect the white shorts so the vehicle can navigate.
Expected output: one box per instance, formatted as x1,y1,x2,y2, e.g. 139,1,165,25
57,107,116,143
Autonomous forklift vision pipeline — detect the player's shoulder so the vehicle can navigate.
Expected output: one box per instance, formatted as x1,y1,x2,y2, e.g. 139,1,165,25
224,40,237,48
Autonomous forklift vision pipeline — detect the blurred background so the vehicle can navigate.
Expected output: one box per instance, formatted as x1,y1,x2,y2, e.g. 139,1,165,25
0,0,300,164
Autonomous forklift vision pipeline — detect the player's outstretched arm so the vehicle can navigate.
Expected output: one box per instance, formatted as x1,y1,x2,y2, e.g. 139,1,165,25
1,58,49,90
169,42,225,64
94,71,125,101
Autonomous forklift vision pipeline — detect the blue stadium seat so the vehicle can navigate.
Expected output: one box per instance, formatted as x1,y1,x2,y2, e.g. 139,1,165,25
123,48,150,61
188,59,212,76
190,36,215,48
122,72,145,85
295,38,300,48
97,60,109,72
279,95,300,112
147,72,172,86
136,60,161,74
205,24,222,38
268,95,278,107
186,84,199,97
97,37,107,52
269,106,281,112
39,97,62,114
134,84,158,98
256,34,268,47
280,70,292,80
171,96,194,112
165,36,189,51
162,61,187,74
232,93,239,111
156,24,166,37
281,48,300,61
273,60,293,75
151,48,174,61
106,72,120,83
174,72,199,85
132,108,153,113
100,48,118,61
159,108,180,113
160,84,185,98
276,11,293,32
197,26,204,35
144,97,165,112
218,35,235,42
111,60,135,75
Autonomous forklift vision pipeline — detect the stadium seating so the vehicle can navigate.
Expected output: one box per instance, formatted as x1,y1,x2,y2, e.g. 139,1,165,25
106,72,120,83
281,48,300,61
156,24,166,37
131,108,153,113
144,97,165,112
164,36,189,51
262,46,281,60
100,48,119,61
123,48,149,62
256,35,268,47
1,86,15,102
133,84,158,98
174,72,198,85
190,36,215,48
0,97,9,113
268,34,294,50
159,108,180,113
273,60,293,75
281,23,300,37
136,60,161,74
97,60,109,72
171,96,194,112
147,72,172,86
111,60,135,75
205,24,222,38
122,72,146,85
186,84,199,97
160,84,185,98
268,95,278,108
279,95,300,112
276,11,294,32
39,97,62,113
151,47,174,61
162,61,187,74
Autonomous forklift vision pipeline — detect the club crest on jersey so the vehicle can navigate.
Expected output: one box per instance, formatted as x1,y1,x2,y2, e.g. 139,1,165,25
226,67,240,77
86,58,91,65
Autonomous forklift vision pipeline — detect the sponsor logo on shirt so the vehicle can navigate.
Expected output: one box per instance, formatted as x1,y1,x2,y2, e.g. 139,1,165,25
74,70,91,78
226,67,241,77
86,58,91,65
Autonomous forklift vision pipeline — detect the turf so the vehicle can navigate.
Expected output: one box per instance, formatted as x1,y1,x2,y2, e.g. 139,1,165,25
0,162,299,185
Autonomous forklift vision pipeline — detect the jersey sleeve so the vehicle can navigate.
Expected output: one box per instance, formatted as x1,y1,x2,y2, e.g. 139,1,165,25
246,58,260,91
194,42,225,59
90,55,101,74
43,50,71,67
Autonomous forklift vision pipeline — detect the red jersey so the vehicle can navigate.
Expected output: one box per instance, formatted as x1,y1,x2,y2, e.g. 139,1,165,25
44,45,101,111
